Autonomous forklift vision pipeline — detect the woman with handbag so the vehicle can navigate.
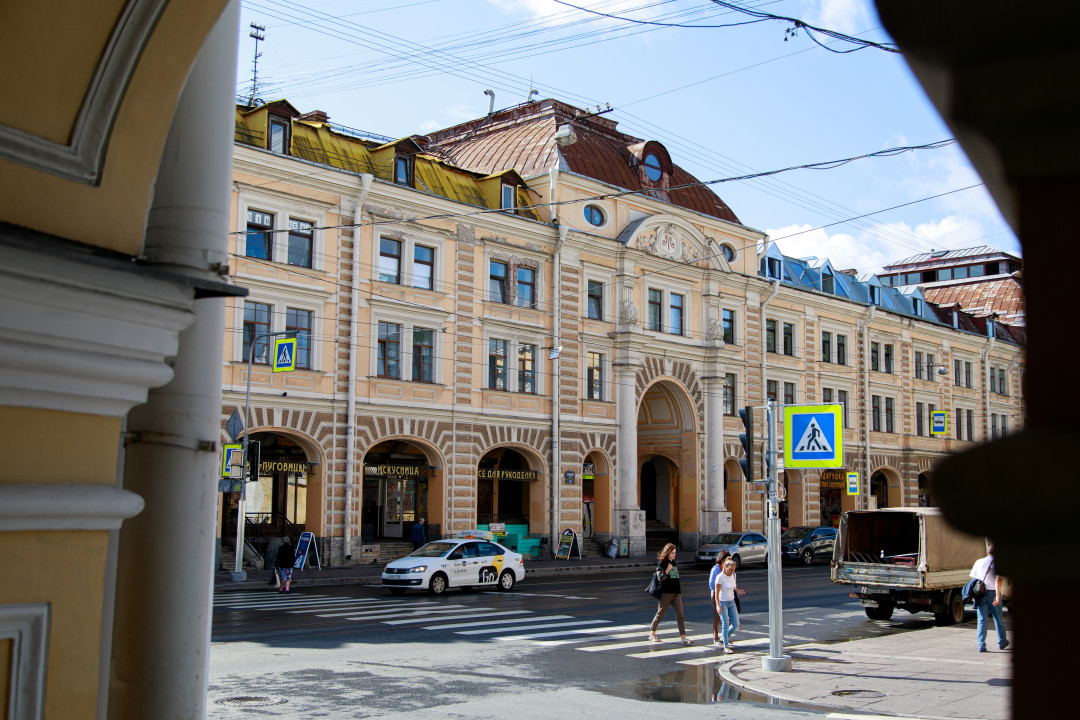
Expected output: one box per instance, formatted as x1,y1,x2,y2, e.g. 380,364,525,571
969,545,1008,652
647,543,693,645
715,557,745,653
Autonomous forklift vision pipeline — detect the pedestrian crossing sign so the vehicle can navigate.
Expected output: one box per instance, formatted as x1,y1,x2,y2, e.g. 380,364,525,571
273,337,297,372
784,404,843,468
222,444,243,479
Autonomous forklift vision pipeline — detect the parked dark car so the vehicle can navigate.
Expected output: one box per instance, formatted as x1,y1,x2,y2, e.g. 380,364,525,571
781,526,837,565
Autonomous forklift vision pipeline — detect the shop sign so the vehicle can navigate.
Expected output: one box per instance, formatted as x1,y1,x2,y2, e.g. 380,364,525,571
819,468,847,489
477,468,539,481
261,460,311,474
363,464,429,477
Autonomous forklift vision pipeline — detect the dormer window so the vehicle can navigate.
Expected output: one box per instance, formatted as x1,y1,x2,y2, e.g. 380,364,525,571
766,257,781,280
394,155,413,186
269,118,290,154
912,297,922,315
501,183,516,212
869,285,880,305
643,152,663,182
821,268,835,294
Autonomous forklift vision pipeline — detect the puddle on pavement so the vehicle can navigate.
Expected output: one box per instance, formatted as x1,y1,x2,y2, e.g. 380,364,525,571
596,663,828,710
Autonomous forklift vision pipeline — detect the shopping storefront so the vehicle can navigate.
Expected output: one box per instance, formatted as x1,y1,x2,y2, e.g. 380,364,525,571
819,469,847,527
477,447,541,531
361,440,433,541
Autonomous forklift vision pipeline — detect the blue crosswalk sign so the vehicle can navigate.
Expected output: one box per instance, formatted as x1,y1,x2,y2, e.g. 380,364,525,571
784,404,843,468
273,337,297,372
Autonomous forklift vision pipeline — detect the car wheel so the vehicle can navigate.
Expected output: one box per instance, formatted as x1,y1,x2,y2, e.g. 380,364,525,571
731,553,741,570
388,587,407,596
428,572,448,595
935,590,965,626
497,570,515,591
800,548,814,565
864,602,894,621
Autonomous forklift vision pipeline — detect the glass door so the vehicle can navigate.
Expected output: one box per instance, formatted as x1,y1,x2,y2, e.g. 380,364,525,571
383,478,404,538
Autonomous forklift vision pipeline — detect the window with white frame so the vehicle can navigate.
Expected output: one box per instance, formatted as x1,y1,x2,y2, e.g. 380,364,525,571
412,328,435,383
413,245,435,290
269,117,290,154
368,307,445,383
378,238,401,284
822,331,832,363
871,342,880,371
587,280,603,320
885,397,895,433
587,352,604,400
872,395,882,432
644,285,689,336
285,308,312,369
766,319,777,353
723,373,736,415
837,389,849,427
488,339,508,390
239,296,322,371
245,210,273,261
239,196,324,270
487,256,541,308
243,301,272,364
516,267,536,308
647,289,662,331
669,293,684,336
767,380,778,402
287,219,313,268
884,343,894,373
782,322,795,356
784,381,796,405
518,344,536,393
722,309,735,344
483,333,542,393
378,322,402,379
837,334,848,365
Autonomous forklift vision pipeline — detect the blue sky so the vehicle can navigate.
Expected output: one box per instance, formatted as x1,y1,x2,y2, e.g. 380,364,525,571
236,0,1019,274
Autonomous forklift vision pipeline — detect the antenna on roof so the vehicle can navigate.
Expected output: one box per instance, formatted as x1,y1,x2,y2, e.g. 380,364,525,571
527,76,538,103
247,23,266,107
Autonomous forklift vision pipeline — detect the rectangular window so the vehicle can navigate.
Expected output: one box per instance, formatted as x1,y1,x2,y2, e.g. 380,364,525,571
783,322,794,356
916,402,925,436
915,351,924,380
488,339,507,390
767,380,778,402
587,280,603,320
821,331,832,363
269,118,289,154
822,387,833,403
927,353,937,377
285,308,312,370
723,373,736,415
518,344,536,394
784,382,796,405
871,342,880,372
394,155,412,186
413,245,434,290
872,395,882,432
516,267,536,308
767,257,781,279
377,322,401,379
412,328,434,383
884,344,893,374
379,238,401,284
885,397,894,433
587,352,603,400
1001,415,1008,436
837,335,847,365
242,301,272,364
954,359,962,386
965,361,973,388
501,183,515,211
245,210,273,261
766,319,777,353
287,219,313,268
669,293,684,336
955,406,963,440
489,261,508,304
991,413,998,439
967,408,975,440
722,309,735,344
838,390,849,427
647,289,662,331
990,368,997,393
821,271,835,295
998,368,1007,395
869,285,880,305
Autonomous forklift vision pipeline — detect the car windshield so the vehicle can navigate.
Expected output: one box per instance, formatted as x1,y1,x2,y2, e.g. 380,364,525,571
410,541,457,558
782,527,811,540
707,533,743,545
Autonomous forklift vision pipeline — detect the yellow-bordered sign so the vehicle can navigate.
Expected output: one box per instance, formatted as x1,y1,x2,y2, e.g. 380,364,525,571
930,410,948,436
846,471,859,495
784,403,844,468
273,337,297,372
222,444,242,479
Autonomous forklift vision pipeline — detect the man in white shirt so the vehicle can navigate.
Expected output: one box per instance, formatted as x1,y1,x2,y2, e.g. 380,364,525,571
970,545,1009,652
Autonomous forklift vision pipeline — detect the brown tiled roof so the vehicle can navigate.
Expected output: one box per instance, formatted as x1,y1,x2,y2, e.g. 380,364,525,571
422,100,741,224
923,275,1025,325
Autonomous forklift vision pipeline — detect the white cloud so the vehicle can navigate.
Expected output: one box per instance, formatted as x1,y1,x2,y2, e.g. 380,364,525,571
804,0,872,35
419,104,479,133
765,224,890,274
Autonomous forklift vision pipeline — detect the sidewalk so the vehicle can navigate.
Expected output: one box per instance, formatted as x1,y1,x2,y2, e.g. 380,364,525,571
717,619,1012,719
214,554,655,592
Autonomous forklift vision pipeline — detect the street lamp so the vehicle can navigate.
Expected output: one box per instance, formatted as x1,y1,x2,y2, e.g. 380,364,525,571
231,329,296,582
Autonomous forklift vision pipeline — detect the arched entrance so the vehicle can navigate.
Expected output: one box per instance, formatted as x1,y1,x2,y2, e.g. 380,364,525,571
918,472,935,507
725,459,743,532
361,439,442,541
783,469,804,528
582,451,611,538
637,379,699,547
477,447,545,534
870,469,902,509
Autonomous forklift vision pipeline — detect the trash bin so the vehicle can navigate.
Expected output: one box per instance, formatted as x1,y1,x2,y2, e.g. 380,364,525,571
618,538,629,557
606,538,618,558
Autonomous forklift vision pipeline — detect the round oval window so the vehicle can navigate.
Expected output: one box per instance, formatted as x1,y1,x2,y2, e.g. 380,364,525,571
721,243,735,262
643,153,663,182
584,205,605,227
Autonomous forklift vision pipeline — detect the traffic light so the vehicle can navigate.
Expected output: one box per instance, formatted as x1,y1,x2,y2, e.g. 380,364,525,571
738,406,754,483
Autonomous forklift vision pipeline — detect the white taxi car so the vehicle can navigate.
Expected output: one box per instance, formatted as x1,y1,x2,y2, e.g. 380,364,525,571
381,530,526,595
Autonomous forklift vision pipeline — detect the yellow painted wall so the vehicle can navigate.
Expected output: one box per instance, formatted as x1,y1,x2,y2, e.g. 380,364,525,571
0,407,119,485
0,638,9,713
2,530,109,720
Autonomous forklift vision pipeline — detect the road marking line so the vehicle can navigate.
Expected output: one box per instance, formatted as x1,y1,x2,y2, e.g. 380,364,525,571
626,643,716,659
495,623,644,642
481,592,598,600
319,606,466,619
216,597,367,609
383,610,534,625
528,626,652,646
580,631,713,652
289,601,443,614
424,615,568,630
456,620,606,636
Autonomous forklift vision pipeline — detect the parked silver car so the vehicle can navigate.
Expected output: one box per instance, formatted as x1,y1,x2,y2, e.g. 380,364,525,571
695,531,768,569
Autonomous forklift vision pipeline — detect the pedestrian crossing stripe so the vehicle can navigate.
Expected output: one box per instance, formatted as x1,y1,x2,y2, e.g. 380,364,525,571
784,404,843,468
272,337,296,372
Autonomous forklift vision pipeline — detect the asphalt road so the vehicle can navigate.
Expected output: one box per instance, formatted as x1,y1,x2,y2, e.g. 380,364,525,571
208,563,945,718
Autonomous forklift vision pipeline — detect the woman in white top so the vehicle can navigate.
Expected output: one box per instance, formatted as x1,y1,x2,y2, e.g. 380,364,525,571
715,558,745,652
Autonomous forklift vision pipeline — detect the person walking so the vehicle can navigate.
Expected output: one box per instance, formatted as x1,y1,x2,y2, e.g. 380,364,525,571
648,543,693,645
715,557,745,653
411,517,427,550
275,536,296,593
708,550,732,645
970,545,1008,652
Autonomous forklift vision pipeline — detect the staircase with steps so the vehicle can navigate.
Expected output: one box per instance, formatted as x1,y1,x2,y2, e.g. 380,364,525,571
578,536,608,559
645,519,679,555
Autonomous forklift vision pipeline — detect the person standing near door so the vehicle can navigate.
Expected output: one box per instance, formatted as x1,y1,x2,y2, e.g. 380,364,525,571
411,517,427,550
275,536,295,593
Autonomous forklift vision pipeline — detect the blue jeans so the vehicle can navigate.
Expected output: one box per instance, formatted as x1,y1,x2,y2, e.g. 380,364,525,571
975,590,1007,649
719,599,739,646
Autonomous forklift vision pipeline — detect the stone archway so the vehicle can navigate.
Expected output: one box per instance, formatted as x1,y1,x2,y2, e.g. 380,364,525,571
870,467,903,509
724,458,743,532
361,438,445,542
582,450,612,537
637,378,699,547
476,446,546,535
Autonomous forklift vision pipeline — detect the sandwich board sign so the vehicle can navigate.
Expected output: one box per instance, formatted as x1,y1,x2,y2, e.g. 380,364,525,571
273,337,297,372
293,531,321,570
930,410,948,436
784,404,843,468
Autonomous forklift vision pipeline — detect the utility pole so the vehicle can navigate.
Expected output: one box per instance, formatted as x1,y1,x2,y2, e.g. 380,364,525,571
247,23,265,106
763,399,792,672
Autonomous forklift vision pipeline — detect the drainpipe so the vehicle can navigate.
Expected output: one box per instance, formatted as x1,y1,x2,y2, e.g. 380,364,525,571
981,329,996,441
549,165,559,225
344,174,373,563
859,305,876,508
551,221,568,553
757,278,779,531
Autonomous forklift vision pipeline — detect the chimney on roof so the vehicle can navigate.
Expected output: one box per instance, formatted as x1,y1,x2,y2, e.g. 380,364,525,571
298,110,329,123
